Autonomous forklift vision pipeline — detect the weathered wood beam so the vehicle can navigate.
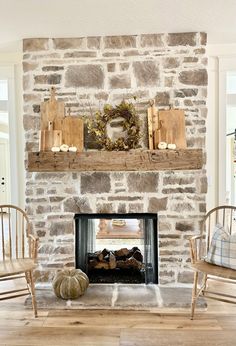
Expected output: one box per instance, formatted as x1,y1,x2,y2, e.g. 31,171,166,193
27,149,203,172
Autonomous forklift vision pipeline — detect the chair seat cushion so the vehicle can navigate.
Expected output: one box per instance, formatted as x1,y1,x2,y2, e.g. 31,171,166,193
192,260,236,280
205,223,236,270
0,258,36,277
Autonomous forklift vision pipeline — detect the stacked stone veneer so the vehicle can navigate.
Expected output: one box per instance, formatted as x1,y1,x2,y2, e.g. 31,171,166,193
23,32,208,285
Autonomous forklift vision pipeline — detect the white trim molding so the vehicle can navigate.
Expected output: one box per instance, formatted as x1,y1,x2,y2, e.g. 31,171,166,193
0,65,20,205
218,57,236,204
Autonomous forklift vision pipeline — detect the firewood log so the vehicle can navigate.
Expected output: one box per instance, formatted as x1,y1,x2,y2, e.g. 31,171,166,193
132,250,143,262
102,248,110,257
131,246,139,252
116,256,142,270
93,260,110,270
114,248,129,257
104,254,109,261
126,257,143,270
109,252,116,269
126,247,140,258
88,253,98,261
94,250,104,261
88,259,98,269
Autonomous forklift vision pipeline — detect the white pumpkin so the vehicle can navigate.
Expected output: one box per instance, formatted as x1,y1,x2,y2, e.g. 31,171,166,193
69,146,77,152
167,143,176,150
158,141,167,149
60,144,69,152
51,146,60,152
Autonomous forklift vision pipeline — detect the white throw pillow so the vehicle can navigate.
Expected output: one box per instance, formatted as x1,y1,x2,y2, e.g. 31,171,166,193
205,224,236,270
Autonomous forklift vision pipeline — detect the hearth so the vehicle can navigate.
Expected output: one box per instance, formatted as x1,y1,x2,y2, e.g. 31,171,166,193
75,213,158,284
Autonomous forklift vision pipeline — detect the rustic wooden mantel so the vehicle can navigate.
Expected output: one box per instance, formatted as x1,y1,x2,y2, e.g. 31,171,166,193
27,149,203,172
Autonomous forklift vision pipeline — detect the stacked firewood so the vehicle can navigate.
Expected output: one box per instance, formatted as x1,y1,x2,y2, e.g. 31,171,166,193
88,247,143,271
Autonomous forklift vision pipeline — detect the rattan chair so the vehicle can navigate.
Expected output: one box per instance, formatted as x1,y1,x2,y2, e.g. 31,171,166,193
0,205,39,317
189,205,236,319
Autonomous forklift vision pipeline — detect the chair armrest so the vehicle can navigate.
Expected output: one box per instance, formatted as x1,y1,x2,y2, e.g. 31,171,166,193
188,234,204,264
27,233,39,260
189,235,203,241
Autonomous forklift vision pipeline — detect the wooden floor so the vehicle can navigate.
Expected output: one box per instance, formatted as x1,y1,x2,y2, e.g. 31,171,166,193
1,280,236,346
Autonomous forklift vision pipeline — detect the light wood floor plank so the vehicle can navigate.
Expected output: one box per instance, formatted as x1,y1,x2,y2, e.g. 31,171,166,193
43,314,221,330
0,326,120,346
120,329,236,346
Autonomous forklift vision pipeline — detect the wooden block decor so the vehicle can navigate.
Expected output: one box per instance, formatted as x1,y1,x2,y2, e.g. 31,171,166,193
62,117,84,151
147,107,154,150
156,109,187,149
27,149,203,172
40,87,64,131
39,88,84,151
147,101,187,150
152,104,159,148
147,101,158,150
40,130,62,151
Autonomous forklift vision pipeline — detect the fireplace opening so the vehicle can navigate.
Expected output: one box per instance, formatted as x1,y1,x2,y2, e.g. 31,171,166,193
75,213,158,284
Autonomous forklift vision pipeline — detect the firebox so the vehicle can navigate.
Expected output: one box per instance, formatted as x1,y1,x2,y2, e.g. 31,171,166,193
75,213,158,284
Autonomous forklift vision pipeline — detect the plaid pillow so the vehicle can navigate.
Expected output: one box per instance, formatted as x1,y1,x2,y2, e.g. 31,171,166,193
205,224,236,270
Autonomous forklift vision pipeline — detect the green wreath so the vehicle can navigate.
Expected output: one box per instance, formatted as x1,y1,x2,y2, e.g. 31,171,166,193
87,101,141,151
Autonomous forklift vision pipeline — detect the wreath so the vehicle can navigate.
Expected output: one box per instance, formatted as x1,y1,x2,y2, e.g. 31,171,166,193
87,100,140,151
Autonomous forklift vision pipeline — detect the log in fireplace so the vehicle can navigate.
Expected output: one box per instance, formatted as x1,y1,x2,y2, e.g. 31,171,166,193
75,213,158,284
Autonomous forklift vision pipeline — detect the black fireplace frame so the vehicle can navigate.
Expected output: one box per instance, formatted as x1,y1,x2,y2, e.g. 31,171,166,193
74,213,158,284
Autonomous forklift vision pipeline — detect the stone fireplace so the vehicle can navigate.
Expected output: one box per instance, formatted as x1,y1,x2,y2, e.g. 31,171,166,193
23,32,207,285
75,213,158,284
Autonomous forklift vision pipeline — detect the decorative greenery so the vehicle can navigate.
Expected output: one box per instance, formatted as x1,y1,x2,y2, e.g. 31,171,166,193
87,100,141,151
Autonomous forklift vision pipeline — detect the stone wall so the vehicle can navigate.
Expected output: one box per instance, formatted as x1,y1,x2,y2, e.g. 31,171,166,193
23,32,208,285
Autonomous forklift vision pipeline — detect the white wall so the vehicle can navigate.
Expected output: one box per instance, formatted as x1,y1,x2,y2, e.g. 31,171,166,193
207,44,236,209
206,55,218,210
0,52,24,207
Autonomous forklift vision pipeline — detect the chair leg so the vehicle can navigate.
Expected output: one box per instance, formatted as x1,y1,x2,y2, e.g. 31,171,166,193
191,271,199,320
25,270,38,318
202,273,208,295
